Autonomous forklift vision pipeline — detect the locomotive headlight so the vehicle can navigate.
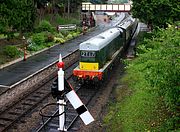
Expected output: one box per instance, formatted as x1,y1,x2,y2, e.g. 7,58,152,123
94,66,96,70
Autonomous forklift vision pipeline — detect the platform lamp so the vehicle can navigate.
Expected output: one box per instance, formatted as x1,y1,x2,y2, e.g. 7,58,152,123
22,36,27,61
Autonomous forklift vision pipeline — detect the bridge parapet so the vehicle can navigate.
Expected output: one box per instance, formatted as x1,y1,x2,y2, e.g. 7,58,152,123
82,3,131,12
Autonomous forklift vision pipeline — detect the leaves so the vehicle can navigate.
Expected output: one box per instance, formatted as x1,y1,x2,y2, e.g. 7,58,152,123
131,0,180,28
0,0,36,33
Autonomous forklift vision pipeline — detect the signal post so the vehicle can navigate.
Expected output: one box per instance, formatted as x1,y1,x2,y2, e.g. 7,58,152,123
57,54,66,131
53,54,94,131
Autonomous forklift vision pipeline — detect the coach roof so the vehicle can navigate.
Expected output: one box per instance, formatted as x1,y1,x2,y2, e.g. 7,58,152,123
80,28,120,51
118,17,135,30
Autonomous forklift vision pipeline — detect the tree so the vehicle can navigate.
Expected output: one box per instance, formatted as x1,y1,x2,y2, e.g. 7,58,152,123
57,0,82,17
0,0,36,37
131,0,180,28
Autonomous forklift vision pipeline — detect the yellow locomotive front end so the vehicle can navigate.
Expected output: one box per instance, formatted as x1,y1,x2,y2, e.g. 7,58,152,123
79,62,99,71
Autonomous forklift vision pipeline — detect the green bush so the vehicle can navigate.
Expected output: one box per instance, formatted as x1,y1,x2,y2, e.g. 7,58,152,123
0,21,7,34
135,27,180,111
3,45,20,58
76,27,83,33
60,30,69,37
70,32,78,38
32,33,45,45
27,42,38,51
27,43,45,52
44,33,54,42
37,20,53,32
6,32,15,40
55,32,64,38
54,37,65,44
46,42,54,47
66,34,73,40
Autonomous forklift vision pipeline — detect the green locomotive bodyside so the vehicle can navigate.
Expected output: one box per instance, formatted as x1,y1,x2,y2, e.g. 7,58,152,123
80,28,123,69
79,17,138,70
73,17,138,82
94,35,123,68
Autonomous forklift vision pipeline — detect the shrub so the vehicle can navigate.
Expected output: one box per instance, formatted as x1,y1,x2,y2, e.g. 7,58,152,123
60,30,69,37
76,27,83,34
37,20,53,32
44,33,54,42
32,33,45,45
3,45,20,58
6,32,15,40
66,34,73,40
54,37,65,44
55,32,64,38
72,32,78,38
46,42,54,47
27,41,38,51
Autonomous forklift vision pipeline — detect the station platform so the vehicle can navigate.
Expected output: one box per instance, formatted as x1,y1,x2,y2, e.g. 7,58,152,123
0,27,108,87
0,13,128,87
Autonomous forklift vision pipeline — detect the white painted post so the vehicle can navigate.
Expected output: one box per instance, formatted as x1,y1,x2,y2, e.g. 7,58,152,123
57,54,67,131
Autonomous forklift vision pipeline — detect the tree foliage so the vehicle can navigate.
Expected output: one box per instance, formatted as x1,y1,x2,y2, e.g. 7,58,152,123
131,0,180,28
0,0,36,34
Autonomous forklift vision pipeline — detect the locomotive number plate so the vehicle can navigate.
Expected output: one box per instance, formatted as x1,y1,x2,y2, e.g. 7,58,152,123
81,51,96,58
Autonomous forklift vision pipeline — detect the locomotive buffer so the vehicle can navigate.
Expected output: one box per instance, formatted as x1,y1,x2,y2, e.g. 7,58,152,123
52,54,94,131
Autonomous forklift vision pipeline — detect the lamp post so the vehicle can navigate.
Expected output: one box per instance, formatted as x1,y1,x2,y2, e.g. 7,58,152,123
22,36,26,61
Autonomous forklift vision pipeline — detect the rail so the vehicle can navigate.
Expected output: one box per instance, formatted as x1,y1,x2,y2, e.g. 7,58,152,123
0,50,79,112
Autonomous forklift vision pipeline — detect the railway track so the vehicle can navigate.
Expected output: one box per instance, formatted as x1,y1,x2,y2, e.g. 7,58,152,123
0,14,132,131
35,83,97,132
0,53,79,132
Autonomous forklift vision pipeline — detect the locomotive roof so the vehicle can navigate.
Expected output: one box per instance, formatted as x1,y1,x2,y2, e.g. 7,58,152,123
80,28,120,51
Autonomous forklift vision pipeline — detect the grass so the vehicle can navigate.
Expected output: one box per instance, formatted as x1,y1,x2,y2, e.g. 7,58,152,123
103,76,171,132
118,89,157,131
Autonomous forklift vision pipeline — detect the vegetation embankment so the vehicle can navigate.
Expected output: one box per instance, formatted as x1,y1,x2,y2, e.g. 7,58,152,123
103,25,180,131
0,19,82,65
0,0,83,65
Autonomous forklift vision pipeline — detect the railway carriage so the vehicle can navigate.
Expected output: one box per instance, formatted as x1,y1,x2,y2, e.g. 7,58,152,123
73,16,138,84
118,17,138,50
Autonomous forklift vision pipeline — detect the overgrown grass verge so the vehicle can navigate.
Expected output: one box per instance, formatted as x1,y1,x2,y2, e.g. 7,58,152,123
103,79,168,131
103,25,180,131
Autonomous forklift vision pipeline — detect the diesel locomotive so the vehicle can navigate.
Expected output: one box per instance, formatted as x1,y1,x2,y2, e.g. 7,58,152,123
73,16,138,84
